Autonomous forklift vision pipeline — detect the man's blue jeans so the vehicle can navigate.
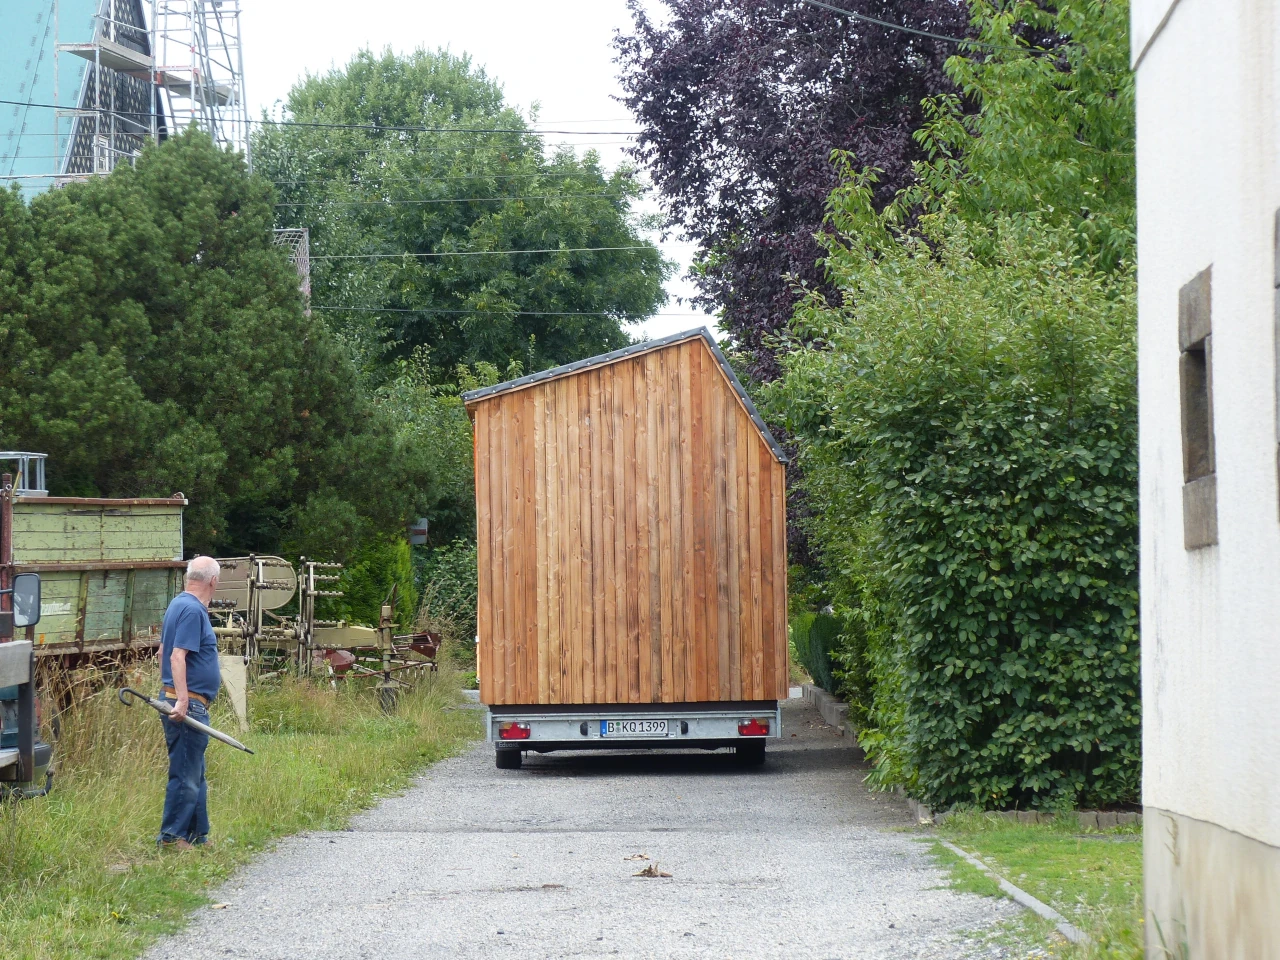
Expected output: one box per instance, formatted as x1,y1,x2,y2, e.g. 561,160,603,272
158,696,210,846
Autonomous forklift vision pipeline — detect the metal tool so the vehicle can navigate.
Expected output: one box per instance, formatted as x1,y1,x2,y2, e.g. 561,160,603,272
117,688,255,754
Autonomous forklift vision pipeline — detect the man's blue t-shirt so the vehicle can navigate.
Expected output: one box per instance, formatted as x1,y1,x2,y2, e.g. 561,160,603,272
159,592,221,701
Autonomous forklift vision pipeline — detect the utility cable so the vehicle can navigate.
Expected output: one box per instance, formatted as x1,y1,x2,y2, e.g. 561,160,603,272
313,305,708,318
274,193,626,207
0,99,639,136
310,246,656,261
796,0,1053,55
271,172,637,186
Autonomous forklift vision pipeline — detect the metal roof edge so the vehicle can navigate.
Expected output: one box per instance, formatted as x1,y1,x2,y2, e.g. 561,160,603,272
462,327,788,464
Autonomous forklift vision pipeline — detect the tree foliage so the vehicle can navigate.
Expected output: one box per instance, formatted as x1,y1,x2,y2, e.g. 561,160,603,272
772,209,1139,809
615,0,969,378
766,0,1139,809
895,0,1134,269
0,131,438,557
253,49,671,378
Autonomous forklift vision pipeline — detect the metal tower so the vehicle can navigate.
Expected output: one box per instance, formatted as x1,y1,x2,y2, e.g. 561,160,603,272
152,0,250,167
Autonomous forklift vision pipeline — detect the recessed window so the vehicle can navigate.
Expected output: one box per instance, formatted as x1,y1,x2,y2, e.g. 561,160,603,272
1179,266,1216,549
1275,210,1280,518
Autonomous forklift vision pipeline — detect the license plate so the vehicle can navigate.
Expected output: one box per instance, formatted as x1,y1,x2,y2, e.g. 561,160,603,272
600,718,668,738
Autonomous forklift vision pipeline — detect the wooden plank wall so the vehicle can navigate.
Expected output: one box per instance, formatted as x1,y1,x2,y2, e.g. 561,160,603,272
12,504,184,564
24,568,175,648
472,336,788,706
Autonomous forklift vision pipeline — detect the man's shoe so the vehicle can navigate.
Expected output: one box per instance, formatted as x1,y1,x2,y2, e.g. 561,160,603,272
160,839,195,851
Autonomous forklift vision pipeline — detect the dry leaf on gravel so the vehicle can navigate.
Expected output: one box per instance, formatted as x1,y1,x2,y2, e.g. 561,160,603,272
623,853,649,861
633,863,672,878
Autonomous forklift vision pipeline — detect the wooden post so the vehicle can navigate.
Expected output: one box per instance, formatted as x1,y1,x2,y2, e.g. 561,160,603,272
0,474,12,638
378,603,396,713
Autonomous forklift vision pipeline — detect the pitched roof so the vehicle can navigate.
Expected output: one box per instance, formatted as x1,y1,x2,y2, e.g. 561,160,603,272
461,327,788,463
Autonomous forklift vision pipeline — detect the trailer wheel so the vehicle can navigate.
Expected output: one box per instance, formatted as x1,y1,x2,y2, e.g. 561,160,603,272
495,748,523,770
735,741,766,766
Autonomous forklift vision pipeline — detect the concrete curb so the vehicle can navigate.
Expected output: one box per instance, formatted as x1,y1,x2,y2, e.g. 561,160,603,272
902,792,1142,830
801,683,848,735
938,839,1087,944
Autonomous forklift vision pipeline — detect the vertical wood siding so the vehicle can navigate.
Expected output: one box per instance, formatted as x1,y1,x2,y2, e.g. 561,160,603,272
471,336,788,705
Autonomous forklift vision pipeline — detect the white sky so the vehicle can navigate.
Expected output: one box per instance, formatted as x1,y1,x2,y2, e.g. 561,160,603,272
241,0,713,342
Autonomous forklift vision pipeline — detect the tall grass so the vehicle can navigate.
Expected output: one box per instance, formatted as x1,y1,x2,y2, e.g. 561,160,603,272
0,659,478,959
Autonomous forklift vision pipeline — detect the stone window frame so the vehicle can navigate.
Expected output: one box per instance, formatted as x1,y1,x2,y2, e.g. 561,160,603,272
1179,265,1217,549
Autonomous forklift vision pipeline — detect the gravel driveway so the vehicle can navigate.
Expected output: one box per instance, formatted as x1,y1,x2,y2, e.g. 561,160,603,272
145,695,1016,959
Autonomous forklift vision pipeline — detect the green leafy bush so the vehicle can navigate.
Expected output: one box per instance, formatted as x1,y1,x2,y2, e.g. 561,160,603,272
414,539,478,667
771,207,1139,811
789,611,841,695
324,536,418,630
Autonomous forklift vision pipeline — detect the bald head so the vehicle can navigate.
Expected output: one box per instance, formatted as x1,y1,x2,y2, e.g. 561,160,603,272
186,556,220,584
184,556,221,605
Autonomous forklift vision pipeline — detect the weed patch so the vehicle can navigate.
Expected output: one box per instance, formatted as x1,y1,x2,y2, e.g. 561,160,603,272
0,662,478,959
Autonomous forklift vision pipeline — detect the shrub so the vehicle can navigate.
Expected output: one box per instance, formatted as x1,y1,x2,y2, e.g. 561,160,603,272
771,207,1139,811
790,611,842,695
414,539,478,668
324,536,418,630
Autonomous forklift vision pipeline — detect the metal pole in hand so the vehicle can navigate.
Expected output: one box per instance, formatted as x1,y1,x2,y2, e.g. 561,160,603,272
117,688,255,754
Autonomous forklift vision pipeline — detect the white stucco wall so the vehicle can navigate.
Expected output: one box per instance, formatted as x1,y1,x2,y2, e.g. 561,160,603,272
1137,0,1280,848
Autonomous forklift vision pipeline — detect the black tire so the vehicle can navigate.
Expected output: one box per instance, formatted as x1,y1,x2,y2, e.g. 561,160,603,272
735,741,766,766
495,748,523,770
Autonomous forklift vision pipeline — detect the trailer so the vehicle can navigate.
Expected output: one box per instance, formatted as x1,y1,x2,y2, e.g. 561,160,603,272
463,328,790,768
0,454,186,660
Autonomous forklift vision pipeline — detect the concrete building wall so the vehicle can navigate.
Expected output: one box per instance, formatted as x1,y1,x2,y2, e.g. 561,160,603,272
1135,0,1280,954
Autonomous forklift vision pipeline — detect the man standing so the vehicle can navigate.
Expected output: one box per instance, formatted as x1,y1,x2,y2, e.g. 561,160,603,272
157,556,221,849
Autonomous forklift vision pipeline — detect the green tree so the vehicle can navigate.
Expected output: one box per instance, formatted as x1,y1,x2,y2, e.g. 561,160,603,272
896,0,1134,269
0,130,438,557
765,0,1139,808
771,209,1139,809
253,49,671,379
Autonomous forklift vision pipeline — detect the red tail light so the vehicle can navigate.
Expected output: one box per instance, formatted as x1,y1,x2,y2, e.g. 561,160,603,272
499,721,531,741
738,718,770,737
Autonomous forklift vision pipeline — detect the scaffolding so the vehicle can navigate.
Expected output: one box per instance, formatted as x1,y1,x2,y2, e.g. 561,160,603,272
54,0,160,184
151,0,250,167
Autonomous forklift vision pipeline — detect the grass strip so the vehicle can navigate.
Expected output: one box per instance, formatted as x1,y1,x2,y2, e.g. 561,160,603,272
0,663,480,960
931,811,1144,959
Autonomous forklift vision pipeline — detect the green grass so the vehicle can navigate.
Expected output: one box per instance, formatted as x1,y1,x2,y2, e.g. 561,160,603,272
931,812,1144,959
0,664,480,959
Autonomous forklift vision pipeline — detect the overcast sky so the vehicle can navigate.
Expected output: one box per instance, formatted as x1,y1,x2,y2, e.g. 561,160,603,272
240,0,711,341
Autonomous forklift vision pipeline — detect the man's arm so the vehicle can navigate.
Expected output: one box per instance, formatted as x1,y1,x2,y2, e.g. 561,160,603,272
169,642,191,722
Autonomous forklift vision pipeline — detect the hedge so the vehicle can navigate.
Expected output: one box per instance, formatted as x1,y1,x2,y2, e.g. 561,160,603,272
771,211,1140,810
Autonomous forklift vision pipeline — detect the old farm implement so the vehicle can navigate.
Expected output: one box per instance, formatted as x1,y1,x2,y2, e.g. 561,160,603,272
0,454,438,685
208,556,441,692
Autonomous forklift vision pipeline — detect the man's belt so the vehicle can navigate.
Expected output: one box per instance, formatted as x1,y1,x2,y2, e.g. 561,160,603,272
162,686,210,707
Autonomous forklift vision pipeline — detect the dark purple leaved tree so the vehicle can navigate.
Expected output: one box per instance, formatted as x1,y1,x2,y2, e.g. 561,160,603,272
615,0,970,380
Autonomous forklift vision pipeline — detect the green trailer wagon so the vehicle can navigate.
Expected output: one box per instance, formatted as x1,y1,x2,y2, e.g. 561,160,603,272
10,495,187,656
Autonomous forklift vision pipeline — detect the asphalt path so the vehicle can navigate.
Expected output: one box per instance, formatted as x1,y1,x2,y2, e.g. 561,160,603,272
145,695,1016,959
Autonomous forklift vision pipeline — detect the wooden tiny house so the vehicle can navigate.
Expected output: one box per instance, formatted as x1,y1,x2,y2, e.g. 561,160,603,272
464,328,789,708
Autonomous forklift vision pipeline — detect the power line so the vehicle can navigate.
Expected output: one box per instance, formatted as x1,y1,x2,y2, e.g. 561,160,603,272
310,246,657,261
313,305,708,317
796,0,983,45
274,193,626,207
271,171,635,186
0,99,639,136
797,0,1047,54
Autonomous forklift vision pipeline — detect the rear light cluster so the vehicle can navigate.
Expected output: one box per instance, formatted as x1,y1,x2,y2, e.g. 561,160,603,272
738,718,770,737
498,721,531,741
